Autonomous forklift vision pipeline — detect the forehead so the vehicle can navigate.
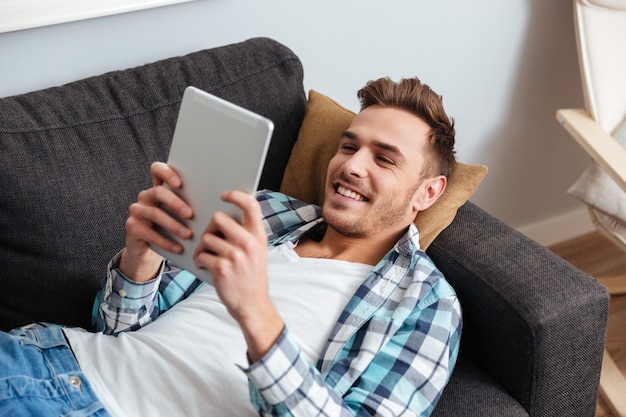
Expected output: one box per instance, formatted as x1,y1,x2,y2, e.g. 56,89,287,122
347,105,431,157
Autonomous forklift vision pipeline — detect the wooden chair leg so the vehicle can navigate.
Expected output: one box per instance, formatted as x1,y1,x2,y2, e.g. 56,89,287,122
600,350,626,417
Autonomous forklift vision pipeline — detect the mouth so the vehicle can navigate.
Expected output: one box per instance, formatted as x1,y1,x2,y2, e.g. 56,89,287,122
335,184,369,202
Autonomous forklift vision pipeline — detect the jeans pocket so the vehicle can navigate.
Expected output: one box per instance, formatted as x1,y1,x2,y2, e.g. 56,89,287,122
10,326,68,350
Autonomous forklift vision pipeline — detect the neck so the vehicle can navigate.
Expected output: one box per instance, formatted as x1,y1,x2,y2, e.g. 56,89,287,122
294,225,404,266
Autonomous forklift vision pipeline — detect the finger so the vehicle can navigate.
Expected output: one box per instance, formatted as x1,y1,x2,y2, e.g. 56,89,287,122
192,225,238,274
194,250,234,279
150,161,182,189
192,211,238,259
138,186,193,221
126,208,185,254
220,190,264,236
195,230,231,259
131,200,192,240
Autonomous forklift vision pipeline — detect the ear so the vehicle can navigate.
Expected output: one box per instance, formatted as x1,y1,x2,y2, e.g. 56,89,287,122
412,175,447,213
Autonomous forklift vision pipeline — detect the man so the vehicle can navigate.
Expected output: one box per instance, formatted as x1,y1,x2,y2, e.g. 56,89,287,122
0,77,461,417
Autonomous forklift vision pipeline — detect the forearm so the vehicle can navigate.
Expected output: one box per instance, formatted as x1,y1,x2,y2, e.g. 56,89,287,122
93,250,165,335
118,246,164,283
92,251,203,335
244,329,357,417
245,298,461,417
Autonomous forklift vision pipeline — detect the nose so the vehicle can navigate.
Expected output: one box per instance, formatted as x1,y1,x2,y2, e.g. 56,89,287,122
341,149,369,178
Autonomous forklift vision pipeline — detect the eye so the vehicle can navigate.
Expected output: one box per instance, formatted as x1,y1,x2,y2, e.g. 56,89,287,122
340,143,358,153
376,155,396,165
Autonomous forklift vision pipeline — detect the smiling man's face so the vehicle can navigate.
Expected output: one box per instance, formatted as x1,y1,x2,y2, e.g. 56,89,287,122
322,104,439,240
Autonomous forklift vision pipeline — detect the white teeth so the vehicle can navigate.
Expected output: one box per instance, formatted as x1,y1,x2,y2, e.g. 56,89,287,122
337,185,366,201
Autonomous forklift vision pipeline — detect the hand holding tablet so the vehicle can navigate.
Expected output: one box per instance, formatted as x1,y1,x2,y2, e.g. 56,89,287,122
151,87,274,283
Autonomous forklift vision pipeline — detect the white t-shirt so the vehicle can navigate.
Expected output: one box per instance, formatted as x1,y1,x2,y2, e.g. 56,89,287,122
65,242,371,417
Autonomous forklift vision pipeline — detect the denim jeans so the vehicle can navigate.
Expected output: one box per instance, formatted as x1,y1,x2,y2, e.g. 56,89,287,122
0,325,110,416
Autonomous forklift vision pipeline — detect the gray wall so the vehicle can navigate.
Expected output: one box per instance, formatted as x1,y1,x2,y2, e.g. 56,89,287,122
0,0,590,243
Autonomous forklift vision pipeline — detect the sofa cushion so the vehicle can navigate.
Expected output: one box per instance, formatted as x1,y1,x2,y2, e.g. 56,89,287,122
0,37,306,331
432,355,528,417
280,90,488,249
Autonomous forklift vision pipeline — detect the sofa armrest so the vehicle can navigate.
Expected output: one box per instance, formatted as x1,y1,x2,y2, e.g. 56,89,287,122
427,201,608,417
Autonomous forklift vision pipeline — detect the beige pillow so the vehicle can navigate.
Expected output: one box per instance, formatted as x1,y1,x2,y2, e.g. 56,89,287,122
280,90,488,249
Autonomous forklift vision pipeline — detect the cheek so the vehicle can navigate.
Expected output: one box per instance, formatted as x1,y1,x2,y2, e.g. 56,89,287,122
326,154,342,179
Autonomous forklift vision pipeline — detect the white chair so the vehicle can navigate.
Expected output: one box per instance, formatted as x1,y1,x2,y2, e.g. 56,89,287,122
556,0,626,415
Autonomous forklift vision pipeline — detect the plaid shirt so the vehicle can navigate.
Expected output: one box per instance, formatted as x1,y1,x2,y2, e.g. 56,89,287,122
94,191,462,417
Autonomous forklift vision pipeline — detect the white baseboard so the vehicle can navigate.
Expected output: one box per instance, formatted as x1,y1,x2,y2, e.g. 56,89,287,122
516,207,595,247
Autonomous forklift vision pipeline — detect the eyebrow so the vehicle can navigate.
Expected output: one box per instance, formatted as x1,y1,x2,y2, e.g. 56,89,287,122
341,130,406,162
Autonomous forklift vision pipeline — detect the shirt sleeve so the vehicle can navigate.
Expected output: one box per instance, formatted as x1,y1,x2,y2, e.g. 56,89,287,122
90,191,313,336
243,295,462,417
92,250,204,335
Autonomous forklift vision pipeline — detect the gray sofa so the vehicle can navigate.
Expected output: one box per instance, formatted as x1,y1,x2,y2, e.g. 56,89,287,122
0,37,608,416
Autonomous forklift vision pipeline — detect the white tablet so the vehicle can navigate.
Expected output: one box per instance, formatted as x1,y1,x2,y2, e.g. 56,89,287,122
152,86,274,283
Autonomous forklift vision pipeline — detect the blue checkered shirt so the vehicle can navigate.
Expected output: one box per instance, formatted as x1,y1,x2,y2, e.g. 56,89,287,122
94,191,462,416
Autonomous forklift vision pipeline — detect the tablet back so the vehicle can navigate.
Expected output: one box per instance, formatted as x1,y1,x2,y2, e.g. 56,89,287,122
153,86,274,283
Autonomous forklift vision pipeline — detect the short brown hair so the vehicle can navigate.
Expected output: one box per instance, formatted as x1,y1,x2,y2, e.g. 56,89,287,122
357,77,456,178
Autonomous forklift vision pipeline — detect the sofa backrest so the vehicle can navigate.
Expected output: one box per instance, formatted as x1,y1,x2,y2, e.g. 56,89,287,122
0,37,306,331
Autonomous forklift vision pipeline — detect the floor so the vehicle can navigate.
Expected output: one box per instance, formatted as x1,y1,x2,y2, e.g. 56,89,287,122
548,232,626,417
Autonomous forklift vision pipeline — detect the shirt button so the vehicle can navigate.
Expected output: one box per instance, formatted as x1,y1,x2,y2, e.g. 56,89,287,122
69,376,82,388
118,289,127,297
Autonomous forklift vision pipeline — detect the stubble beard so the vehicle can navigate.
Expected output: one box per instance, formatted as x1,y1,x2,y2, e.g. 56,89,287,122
322,177,421,239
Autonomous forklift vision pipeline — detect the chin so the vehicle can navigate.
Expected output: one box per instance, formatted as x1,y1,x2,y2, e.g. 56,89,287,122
321,208,366,237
